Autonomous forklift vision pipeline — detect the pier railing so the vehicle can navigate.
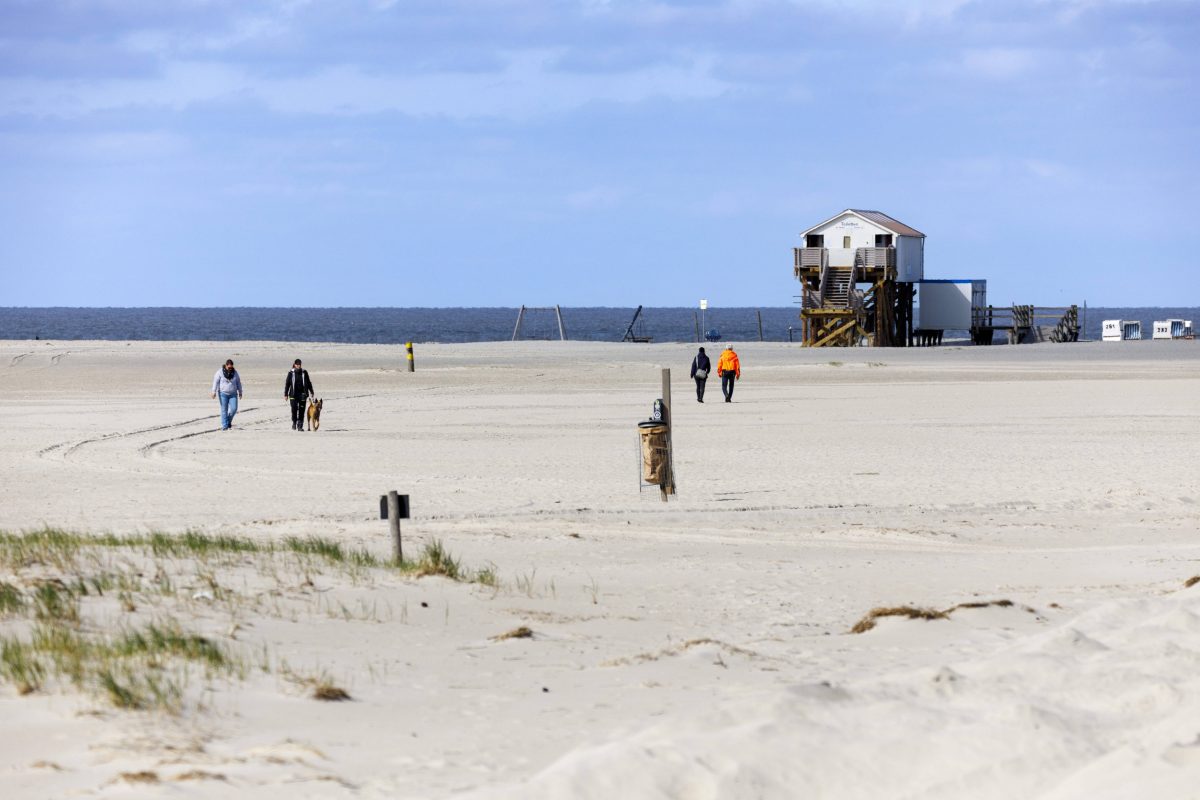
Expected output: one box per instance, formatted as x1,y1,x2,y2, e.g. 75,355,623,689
971,305,1080,344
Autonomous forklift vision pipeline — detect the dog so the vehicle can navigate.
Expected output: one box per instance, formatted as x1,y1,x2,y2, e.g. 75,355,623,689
306,397,323,431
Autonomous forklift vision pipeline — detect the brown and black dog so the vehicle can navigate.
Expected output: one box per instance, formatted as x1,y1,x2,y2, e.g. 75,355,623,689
306,397,323,431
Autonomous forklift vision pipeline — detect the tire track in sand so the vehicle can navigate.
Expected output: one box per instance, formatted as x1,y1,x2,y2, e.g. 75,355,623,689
39,413,233,459
137,392,379,455
42,393,381,459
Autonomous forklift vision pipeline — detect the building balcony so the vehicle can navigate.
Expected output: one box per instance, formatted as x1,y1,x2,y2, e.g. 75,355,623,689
794,246,895,273
854,247,895,268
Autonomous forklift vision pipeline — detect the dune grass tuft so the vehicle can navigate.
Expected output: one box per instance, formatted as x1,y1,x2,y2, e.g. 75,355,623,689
851,599,1024,633
119,770,160,784
944,599,1014,612
402,539,461,579
0,582,24,616
1,638,46,694
312,682,352,702
1,617,237,711
850,606,948,634
491,626,534,641
112,622,228,670
174,770,228,782
32,581,81,625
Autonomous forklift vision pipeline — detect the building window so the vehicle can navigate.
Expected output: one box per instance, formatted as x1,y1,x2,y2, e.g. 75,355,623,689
806,235,824,248
875,234,893,247
842,236,851,249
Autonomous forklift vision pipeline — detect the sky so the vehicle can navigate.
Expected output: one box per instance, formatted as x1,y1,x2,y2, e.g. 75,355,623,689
1,0,1198,308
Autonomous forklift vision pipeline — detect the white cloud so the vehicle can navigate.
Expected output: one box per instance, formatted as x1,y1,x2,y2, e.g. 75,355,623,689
0,49,731,119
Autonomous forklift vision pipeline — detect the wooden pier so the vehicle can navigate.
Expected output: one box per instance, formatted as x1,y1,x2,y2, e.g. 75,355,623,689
971,305,1079,345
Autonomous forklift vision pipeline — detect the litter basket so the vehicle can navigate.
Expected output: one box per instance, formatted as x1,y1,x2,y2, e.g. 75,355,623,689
638,422,669,484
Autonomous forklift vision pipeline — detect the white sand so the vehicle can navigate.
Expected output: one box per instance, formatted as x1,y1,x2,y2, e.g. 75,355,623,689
2,338,1199,798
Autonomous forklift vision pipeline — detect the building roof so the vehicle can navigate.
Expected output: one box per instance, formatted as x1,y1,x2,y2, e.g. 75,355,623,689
801,209,925,238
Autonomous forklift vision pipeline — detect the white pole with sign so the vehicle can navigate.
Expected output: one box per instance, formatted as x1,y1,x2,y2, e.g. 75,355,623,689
700,299,707,339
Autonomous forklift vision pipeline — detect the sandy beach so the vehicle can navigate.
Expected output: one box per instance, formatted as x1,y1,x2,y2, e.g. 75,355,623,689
2,338,1199,798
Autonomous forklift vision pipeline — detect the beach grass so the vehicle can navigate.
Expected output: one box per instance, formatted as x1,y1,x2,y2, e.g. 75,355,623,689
0,527,496,710
850,606,949,634
0,527,493,583
0,582,25,616
0,617,239,711
850,599,1024,633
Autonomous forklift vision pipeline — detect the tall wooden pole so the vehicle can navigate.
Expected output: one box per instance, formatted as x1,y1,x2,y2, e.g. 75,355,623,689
757,310,764,341
387,490,402,564
660,368,675,501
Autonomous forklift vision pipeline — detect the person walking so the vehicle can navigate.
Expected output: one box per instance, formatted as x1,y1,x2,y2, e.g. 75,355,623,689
211,359,243,430
716,344,741,403
284,358,315,432
690,346,711,403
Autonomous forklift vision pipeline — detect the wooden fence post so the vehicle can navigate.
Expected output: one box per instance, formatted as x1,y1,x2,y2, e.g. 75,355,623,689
387,490,402,563
660,368,675,501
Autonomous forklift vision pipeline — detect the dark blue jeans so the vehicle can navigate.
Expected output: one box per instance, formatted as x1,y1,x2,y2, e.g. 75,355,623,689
721,373,736,401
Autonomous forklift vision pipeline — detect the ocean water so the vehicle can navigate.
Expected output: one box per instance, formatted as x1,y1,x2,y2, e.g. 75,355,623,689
0,306,1196,345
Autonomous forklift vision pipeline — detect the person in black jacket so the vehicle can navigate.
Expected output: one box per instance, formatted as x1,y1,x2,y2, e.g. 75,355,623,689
689,347,711,403
284,359,315,431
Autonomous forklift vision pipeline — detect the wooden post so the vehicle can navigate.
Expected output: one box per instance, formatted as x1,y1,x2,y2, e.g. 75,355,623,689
555,305,567,341
406,341,414,372
387,490,402,563
757,310,764,342
660,368,675,501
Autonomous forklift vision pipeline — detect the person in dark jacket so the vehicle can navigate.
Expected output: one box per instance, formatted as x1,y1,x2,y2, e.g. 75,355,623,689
689,347,711,403
284,359,315,431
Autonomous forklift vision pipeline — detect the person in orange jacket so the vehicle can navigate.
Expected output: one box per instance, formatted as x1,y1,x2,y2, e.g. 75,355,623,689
716,344,741,403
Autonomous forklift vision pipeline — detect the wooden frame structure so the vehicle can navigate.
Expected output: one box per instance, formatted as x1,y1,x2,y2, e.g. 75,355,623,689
970,305,1079,344
794,247,915,347
511,305,568,341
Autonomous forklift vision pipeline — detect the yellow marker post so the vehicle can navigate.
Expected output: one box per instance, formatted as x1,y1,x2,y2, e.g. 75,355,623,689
406,342,414,372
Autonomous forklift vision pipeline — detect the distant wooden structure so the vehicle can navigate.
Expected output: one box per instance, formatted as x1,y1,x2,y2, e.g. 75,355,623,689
971,305,1079,345
512,305,567,341
793,209,924,347
622,306,652,342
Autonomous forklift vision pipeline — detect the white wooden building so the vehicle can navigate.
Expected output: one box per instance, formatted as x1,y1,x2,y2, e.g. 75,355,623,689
793,209,925,346
799,209,925,282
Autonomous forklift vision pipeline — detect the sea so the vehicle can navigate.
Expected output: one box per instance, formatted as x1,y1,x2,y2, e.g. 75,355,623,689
0,307,1196,345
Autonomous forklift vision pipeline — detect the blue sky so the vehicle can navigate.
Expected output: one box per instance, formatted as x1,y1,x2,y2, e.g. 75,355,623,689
1,0,1197,307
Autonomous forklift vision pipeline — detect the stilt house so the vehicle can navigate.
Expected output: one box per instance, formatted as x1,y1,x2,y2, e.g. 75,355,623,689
793,209,924,347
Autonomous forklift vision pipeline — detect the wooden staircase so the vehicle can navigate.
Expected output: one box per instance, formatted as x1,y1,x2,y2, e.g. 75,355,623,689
822,267,853,308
